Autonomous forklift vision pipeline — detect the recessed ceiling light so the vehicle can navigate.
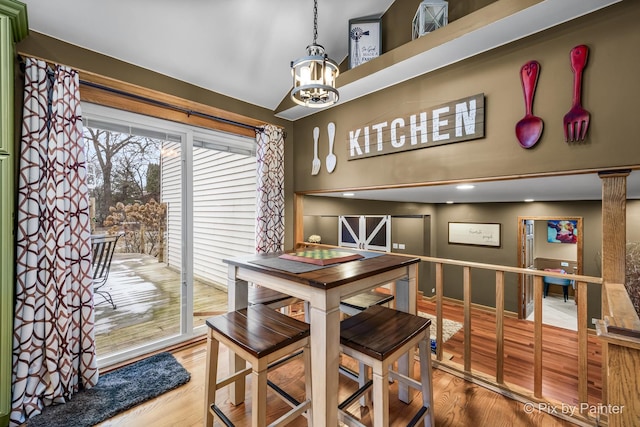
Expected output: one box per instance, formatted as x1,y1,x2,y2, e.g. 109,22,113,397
446,201,454,204
456,184,475,190
343,192,355,197
524,198,535,202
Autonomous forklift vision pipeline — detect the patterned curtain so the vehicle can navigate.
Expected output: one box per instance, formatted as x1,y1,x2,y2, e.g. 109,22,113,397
255,124,285,253
10,58,98,426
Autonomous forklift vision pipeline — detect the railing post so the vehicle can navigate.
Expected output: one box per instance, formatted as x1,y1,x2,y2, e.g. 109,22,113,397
534,275,544,398
436,263,444,361
577,280,588,408
495,270,505,384
463,266,471,372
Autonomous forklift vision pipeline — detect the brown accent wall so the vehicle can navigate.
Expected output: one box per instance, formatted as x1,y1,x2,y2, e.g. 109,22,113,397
382,0,498,53
304,195,608,326
292,1,640,194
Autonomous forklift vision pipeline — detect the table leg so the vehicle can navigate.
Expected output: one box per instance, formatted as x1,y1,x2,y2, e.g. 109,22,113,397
309,302,341,426
395,266,418,403
227,268,248,405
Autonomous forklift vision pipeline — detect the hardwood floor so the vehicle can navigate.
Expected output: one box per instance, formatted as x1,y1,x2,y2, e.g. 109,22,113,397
98,342,575,427
97,297,599,426
420,299,602,407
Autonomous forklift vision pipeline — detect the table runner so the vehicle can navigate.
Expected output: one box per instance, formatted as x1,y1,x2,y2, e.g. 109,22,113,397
249,249,383,274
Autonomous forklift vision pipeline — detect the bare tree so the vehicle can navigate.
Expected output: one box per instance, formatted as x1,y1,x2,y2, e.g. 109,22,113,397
84,127,160,224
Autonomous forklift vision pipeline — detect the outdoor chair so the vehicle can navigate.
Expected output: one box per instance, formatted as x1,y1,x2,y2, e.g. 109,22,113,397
91,233,122,309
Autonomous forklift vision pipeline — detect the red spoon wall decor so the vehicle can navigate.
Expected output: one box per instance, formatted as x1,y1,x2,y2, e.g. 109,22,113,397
515,60,543,149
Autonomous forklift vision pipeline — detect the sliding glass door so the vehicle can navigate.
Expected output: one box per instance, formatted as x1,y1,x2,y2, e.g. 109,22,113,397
82,103,256,367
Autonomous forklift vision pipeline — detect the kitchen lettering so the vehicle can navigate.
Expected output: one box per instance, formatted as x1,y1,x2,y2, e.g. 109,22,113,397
348,93,485,160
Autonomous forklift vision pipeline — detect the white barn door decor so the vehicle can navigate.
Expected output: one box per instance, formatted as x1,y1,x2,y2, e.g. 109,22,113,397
339,215,391,252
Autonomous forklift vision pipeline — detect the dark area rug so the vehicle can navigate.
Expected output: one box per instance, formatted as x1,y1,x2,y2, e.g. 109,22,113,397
27,352,191,427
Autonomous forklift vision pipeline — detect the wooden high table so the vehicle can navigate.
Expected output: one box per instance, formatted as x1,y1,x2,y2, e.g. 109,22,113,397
223,251,421,426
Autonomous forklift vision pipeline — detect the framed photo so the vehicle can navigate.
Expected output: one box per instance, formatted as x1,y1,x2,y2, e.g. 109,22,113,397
448,222,501,247
547,220,578,244
348,17,382,69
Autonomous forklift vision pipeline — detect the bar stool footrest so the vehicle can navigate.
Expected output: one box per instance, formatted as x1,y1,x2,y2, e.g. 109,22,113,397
338,364,360,382
267,379,303,408
407,406,429,427
211,404,235,427
338,379,373,410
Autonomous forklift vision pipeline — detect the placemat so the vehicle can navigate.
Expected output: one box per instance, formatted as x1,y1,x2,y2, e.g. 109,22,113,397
249,249,383,274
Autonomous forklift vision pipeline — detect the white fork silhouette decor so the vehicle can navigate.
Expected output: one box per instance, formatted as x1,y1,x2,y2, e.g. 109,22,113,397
311,127,321,175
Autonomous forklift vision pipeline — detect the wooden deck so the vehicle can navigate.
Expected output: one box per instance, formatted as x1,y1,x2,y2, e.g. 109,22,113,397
94,253,228,355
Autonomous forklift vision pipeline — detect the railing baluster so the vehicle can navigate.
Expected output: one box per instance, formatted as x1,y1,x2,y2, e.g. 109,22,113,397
463,266,471,372
534,275,544,398
294,241,606,423
435,262,444,361
577,280,588,408
495,270,505,384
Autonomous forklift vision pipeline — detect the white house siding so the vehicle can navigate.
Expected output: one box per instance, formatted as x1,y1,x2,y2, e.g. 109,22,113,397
161,141,183,271
192,146,256,287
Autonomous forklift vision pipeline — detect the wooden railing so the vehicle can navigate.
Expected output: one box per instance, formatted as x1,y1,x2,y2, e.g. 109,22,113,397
596,282,640,427
295,243,606,425
423,255,601,426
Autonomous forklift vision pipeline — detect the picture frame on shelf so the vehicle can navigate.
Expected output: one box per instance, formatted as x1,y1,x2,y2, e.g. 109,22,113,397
348,16,381,69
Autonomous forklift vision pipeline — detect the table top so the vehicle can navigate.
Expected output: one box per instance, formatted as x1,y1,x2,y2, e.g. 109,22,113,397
224,251,420,290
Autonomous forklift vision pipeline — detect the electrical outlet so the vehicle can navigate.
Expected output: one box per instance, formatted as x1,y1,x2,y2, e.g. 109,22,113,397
392,243,398,249
592,317,599,324
432,288,435,293
561,261,569,267
398,243,405,249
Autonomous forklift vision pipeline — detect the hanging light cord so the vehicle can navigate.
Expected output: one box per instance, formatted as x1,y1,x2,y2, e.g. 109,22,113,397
312,0,318,45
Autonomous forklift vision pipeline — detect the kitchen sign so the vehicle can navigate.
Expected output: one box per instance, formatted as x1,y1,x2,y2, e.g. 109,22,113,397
348,93,485,160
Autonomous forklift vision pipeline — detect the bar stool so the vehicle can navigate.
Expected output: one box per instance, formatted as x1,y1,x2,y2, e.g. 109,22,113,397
339,305,434,427
204,304,312,426
338,290,394,406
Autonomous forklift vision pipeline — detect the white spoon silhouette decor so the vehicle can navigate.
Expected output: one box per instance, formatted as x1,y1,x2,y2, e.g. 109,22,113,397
326,122,336,173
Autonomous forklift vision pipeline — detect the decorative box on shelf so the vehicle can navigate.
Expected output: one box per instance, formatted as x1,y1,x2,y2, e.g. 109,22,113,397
412,0,448,40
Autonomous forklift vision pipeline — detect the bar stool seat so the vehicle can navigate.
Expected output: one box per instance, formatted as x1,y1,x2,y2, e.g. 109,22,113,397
339,305,434,427
340,290,394,316
249,285,301,309
338,290,394,406
205,304,312,426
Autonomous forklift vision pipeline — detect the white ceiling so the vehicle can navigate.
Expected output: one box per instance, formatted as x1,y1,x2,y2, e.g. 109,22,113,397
22,0,396,113
317,172,640,204
21,0,635,204
22,0,622,121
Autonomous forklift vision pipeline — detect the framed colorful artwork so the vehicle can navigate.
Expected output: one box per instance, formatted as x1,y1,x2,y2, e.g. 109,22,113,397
547,220,578,244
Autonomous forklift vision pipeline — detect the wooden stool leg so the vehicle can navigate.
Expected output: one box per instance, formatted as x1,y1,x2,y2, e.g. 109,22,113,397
252,362,269,427
372,364,390,427
204,333,220,427
303,343,313,426
418,338,434,427
358,361,370,407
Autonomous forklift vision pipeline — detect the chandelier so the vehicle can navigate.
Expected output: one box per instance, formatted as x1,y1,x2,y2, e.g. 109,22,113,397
290,0,339,108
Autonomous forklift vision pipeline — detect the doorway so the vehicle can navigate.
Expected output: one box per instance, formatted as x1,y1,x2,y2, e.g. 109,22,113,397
517,216,583,321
